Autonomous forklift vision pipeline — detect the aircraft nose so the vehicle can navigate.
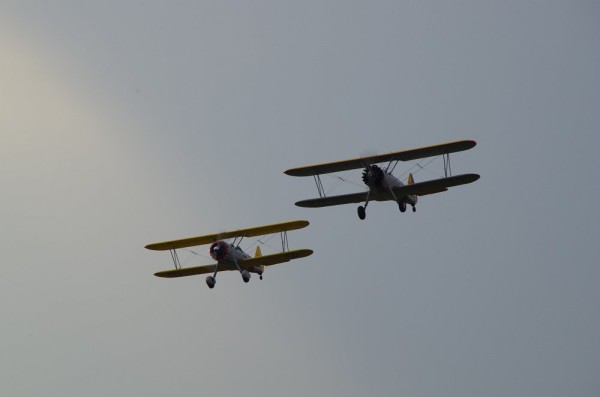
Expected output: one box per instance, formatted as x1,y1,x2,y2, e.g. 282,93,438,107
210,241,228,260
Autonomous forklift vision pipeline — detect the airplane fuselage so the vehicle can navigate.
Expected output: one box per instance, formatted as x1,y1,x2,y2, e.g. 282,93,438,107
209,241,262,275
363,166,418,209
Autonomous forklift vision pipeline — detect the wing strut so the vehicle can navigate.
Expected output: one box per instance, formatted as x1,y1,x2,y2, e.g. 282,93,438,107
387,160,400,174
281,231,289,252
443,153,452,177
313,175,326,198
170,249,182,270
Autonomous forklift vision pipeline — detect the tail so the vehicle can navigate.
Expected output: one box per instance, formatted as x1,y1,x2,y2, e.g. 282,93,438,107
407,173,418,209
255,246,265,276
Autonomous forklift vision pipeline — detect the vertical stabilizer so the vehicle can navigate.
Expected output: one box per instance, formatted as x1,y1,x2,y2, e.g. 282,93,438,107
407,173,415,185
255,246,265,277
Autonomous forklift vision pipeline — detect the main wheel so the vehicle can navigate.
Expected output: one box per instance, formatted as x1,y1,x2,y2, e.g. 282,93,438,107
357,205,366,220
412,206,416,212
399,201,407,213
206,276,216,289
242,270,251,283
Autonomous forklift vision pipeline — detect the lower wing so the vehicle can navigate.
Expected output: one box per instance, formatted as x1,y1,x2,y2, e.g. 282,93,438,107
296,192,371,208
295,173,480,208
241,249,313,268
391,173,480,197
154,249,313,278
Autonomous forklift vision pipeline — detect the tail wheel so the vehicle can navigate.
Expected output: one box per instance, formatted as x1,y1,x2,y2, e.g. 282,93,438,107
357,205,366,220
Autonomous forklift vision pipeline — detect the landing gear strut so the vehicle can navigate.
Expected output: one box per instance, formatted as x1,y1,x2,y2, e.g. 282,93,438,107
357,191,370,220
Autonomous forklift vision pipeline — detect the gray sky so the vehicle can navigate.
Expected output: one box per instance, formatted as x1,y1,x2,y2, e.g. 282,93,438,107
1,1,599,396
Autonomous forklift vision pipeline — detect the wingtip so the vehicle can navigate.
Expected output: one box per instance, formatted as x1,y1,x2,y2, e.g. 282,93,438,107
284,166,304,176
295,200,313,208
465,139,477,149
145,243,172,251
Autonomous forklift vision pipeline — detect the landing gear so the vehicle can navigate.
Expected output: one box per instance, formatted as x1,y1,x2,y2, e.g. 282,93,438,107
241,269,251,283
399,201,407,213
412,205,416,212
357,205,366,220
206,276,216,289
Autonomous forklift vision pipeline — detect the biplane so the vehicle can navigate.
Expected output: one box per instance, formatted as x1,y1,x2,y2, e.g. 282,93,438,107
285,140,480,220
145,220,312,289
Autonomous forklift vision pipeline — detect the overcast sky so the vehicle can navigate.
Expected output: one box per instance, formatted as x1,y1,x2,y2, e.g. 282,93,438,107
1,1,599,396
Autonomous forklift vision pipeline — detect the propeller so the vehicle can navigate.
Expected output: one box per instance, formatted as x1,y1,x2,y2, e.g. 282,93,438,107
209,241,228,261
361,164,384,187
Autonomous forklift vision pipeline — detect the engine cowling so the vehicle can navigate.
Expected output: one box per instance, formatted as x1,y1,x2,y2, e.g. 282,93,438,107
209,241,228,261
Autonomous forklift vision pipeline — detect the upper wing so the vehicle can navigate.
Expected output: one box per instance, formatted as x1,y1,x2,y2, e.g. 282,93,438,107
154,249,313,278
145,220,309,251
285,140,476,177
295,173,480,208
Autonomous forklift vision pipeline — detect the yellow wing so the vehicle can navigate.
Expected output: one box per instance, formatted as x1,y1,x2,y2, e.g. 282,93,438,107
154,264,231,278
154,249,313,278
145,220,309,251
240,249,313,268
285,140,476,177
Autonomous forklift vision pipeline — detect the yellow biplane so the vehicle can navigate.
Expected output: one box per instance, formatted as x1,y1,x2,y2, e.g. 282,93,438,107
285,140,480,220
145,220,312,289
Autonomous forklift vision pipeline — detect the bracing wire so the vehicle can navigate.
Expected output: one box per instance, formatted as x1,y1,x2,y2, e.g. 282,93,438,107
177,232,283,267
243,233,280,254
179,248,212,266
323,169,365,193
397,156,445,180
